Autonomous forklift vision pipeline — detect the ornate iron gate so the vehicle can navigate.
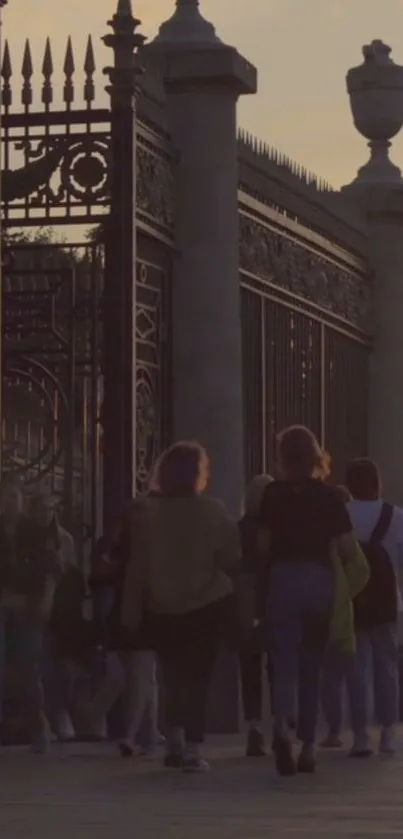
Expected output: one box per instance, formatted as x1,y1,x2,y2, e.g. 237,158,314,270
2,242,102,559
1,9,173,545
241,283,370,483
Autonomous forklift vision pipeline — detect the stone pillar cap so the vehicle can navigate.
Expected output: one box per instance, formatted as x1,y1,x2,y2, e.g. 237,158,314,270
152,0,221,48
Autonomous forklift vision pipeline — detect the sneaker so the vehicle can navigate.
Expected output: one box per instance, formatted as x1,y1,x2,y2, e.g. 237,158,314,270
272,733,297,776
31,729,51,755
56,712,76,742
379,726,397,755
349,731,373,758
31,718,52,755
164,751,184,768
297,746,316,773
183,756,210,773
246,728,266,757
320,733,343,749
118,739,135,758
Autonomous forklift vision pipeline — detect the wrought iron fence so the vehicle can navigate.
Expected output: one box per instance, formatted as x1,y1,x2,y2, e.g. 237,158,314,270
241,281,370,483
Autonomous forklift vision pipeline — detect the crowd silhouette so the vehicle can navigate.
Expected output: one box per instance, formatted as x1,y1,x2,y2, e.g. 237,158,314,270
0,425,401,774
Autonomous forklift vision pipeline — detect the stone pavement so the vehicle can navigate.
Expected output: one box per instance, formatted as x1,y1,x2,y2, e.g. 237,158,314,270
1,734,403,839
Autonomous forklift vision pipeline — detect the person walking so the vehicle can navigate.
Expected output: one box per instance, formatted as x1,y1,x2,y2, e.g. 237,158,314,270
238,474,273,757
88,508,159,757
258,426,368,775
345,458,403,757
0,478,62,753
29,492,81,743
121,441,241,773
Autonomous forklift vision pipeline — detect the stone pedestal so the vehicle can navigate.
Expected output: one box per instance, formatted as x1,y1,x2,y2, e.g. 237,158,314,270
343,41,403,503
366,196,403,504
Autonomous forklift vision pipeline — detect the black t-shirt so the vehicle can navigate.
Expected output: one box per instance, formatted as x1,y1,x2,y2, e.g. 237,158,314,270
259,478,352,564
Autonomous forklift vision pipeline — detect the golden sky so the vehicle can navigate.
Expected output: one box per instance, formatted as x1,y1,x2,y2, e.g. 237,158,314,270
4,0,403,188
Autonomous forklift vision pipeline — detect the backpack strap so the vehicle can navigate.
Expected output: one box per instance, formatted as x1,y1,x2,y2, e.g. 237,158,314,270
369,502,394,545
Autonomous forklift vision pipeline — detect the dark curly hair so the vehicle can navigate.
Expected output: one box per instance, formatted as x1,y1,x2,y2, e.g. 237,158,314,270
153,441,209,496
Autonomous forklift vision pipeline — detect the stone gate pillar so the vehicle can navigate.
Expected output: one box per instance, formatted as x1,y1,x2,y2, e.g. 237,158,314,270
147,0,257,515
146,0,257,735
342,40,403,504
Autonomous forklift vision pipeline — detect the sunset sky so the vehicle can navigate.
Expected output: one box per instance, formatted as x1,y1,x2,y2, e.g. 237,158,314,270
4,0,403,188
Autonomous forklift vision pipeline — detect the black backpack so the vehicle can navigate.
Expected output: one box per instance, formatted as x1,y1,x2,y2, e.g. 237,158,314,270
353,503,397,629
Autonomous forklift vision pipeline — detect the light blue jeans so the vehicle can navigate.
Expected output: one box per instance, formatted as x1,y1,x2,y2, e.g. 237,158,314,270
321,624,399,736
268,560,334,747
349,623,398,733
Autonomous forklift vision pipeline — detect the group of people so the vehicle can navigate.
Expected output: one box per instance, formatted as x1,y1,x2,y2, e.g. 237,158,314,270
0,424,401,775
0,478,79,751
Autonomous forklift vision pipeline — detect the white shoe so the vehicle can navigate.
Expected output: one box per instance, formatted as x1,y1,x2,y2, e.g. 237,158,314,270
349,731,373,758
379,726,397,755
183,756,210,773
56,712,76,742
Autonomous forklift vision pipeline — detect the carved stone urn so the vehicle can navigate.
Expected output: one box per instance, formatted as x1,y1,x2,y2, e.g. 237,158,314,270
346,40,403,185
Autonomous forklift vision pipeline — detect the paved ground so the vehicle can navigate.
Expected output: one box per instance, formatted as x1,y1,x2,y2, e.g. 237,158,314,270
0,734,402,838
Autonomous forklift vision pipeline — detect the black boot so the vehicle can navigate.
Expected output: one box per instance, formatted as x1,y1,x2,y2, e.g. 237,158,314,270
297,745,316,774
272,732,297,776
246,728,266,757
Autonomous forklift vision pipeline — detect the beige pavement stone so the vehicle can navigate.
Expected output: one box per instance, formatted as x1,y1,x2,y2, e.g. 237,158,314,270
0,736,402,838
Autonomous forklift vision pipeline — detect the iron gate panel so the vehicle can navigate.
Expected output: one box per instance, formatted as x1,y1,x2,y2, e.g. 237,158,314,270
2,242,102,559
241,286,263,481
324,328,369,483
241,282,369,483
264,300,322,473
135,237,172,495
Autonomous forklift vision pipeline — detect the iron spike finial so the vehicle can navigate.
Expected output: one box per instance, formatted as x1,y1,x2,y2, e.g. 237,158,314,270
64,36,75,76
84,35,96,105
63,36,75,105
21,39,33,108
42,37,53,77
2,40,11,80
41,37,53,106
1,40,12,108
84,34,96,76
22,39,33,79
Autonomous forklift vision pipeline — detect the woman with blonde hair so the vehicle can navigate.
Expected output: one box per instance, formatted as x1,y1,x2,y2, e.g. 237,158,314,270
121,441,241,773
258,426,368,775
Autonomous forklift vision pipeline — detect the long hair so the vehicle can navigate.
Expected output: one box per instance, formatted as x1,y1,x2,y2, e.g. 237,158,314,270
277,425,326,481
152,441,208,496
242,474,273,517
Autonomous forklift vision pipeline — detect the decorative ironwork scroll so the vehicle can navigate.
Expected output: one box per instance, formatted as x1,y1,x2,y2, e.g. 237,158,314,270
135,256,171,494
239,214,372,332
137,140,175,232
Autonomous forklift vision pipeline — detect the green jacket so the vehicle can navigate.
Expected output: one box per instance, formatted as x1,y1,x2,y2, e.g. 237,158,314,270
121,494,241,631
330,539,370,654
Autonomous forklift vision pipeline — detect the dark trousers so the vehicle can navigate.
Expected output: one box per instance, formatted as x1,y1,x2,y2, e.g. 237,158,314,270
239,639,274,722
156,598,228,744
